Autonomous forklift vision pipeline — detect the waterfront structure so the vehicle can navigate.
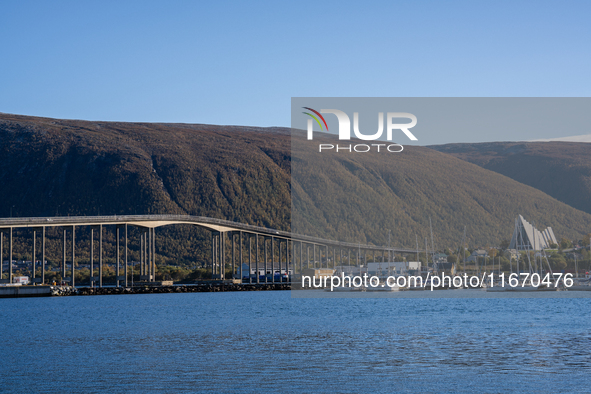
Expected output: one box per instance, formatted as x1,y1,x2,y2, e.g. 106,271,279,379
509,214,557,251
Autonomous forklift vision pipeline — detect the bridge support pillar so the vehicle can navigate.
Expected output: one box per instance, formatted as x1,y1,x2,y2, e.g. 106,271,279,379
42,227,45,285
90,228,94,288
62,228,66,282
248,234,252,284
255,235,259,284
141,230,144,278
144,229,148,280
125,224,128,288
239,231,243,281
231,232,235,280
148,228,152,282
71,226,75,288
264,236,268,283
220,231,224,280
271,237,275,283
99,225,103,288
152,227,156,281
9,228,12,284
116,225,120,288
211,232,215,279
0,232,2,282
32,230,36,283
279,240,283,280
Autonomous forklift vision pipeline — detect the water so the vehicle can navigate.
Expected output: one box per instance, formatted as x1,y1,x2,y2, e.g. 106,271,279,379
1,290,591,393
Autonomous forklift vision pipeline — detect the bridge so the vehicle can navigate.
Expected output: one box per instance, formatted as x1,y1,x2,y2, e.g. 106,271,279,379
0,214,420,287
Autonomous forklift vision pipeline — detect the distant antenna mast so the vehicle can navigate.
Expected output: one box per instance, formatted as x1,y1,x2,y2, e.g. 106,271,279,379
415,234,419,267
387,229,391,262
425,237,429,272
429,217,436,271
462,226,467,274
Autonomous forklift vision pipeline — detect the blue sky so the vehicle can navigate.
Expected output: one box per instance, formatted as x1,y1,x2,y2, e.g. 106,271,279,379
1,0,590,127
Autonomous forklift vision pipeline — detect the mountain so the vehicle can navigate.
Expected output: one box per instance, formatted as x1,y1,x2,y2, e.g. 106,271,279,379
292,135,591,249
0,113,291,226
429,141,591,216
1,113,590,268
532,134,591,143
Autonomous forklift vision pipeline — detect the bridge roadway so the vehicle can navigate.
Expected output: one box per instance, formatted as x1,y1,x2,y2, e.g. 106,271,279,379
0,214,419,288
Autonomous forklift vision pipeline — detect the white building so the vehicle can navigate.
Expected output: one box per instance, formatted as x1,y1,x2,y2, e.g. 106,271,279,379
509,214,557,251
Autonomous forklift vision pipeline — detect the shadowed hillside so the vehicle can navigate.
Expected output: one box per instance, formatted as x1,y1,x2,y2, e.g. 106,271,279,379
429,142,591,216
0,113,291,226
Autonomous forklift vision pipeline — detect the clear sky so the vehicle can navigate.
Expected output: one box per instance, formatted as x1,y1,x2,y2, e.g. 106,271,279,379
1,0,590,128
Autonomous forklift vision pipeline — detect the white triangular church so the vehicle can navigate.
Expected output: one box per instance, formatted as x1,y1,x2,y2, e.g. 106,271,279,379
509,214,557,251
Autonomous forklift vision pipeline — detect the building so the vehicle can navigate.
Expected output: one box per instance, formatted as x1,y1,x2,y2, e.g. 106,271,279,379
365,261,421,276
509,214,557,251
433,253,448,264
240,263,291,279
334,265,367,276
301,268,334,279
467,249,488,262
503,249,520,261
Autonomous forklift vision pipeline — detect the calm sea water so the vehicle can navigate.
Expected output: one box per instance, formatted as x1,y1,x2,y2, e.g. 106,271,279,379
1,290,591,393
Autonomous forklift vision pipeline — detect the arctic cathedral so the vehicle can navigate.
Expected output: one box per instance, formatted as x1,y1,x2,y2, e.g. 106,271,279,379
509,214,558,251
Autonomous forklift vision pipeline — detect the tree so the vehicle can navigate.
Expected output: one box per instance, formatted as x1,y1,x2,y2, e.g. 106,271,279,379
560,237,572,250
488,248,498,259
549,253,567,271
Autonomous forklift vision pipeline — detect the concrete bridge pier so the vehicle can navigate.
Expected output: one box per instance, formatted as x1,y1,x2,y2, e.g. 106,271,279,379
0,232,2,282
41,228,45,284
90,227,94,288
248,234,252,284
255,234,259,284
9,228,12,284
99,224,103,288
271,237,275,283
71,226,75,288
116,225,120,288
264,236,268,283
32,230,36,283
140,230,144,278
0,229,12,284
62,228,66,282
211,231,217,279
239,231,243,281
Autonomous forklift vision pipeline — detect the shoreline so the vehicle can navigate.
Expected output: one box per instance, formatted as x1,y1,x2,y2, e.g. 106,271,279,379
0,283,291,298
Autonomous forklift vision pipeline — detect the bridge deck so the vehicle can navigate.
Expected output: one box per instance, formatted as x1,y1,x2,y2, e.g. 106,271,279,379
0,214,416,252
